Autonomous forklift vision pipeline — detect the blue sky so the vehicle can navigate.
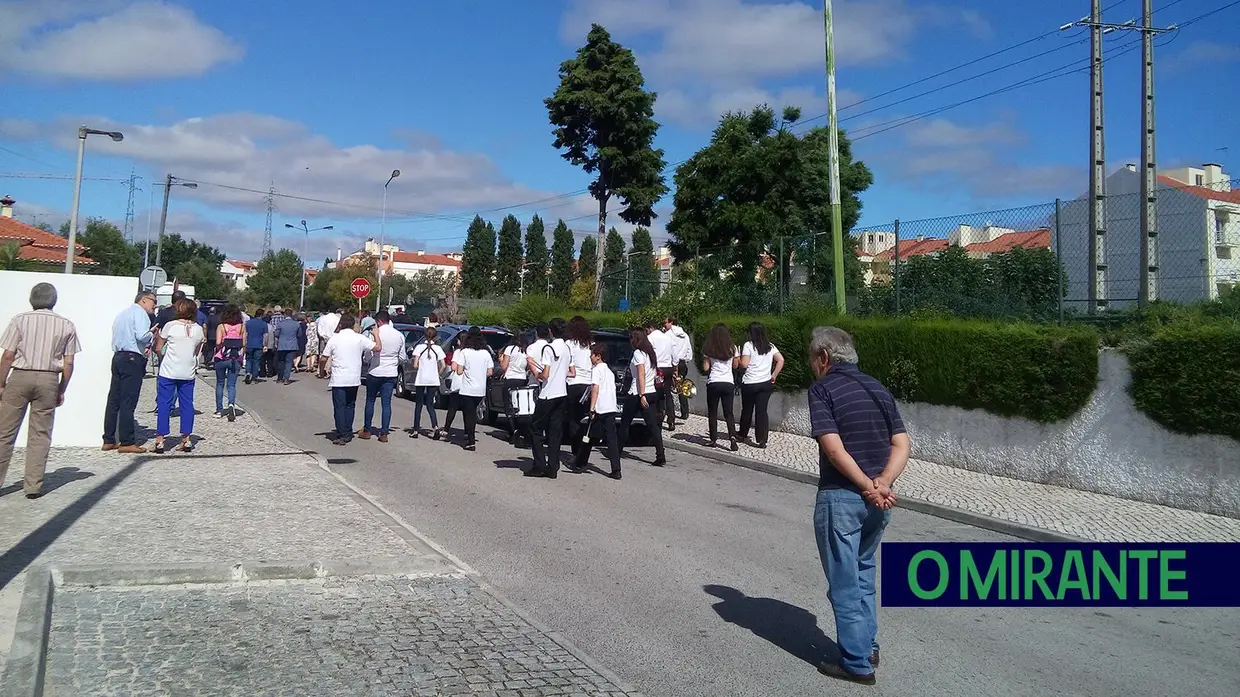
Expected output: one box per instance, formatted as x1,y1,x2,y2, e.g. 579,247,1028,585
1,0,1236,263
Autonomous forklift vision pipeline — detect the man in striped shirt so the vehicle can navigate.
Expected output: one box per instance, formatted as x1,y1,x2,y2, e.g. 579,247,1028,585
0,283,81,498
807,326,909,686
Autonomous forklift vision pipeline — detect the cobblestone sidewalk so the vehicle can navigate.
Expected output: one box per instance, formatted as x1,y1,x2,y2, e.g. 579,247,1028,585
0,377,635,696
666,414,1240,543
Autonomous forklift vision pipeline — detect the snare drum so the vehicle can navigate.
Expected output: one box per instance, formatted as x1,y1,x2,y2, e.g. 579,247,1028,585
509,386,538,417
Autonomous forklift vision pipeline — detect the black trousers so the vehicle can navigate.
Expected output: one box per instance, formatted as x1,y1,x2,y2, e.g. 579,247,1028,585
261,349,276,378
503,378,528,439
706,382,738,442
565,383,590,455
574,414,620,473
102,351,146,446
444,392,481,443
530,396,566,474
676,359,690,419
739,382,774,445
621,393,664,461
202,340,216,368
656,367,674,426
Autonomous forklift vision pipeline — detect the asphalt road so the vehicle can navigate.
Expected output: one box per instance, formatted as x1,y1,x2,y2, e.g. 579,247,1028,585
237,375,1240,697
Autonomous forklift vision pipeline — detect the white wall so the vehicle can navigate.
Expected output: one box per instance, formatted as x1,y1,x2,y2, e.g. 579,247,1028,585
0,271,139,447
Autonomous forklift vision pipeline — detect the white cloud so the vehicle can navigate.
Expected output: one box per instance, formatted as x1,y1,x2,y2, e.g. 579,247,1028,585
0,1,242,81
657,85,860,130
1162,40,1240,74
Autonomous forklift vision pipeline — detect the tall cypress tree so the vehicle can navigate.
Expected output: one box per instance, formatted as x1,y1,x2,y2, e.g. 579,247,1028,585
460,215,496,298
549,218,575,298
628,226,659,307
523,214,549,296
577,236,598,282
495,214,524,295
601,227,627,310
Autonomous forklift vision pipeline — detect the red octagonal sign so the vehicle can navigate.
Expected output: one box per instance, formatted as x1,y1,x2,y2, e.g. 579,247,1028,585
350,278,371,299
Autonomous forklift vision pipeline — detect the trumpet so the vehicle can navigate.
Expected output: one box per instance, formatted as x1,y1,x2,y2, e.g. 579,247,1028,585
676,376,697,398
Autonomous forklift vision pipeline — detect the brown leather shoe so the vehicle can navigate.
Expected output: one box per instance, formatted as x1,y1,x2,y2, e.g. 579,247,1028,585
818,662,876,685
117,444,148,454
101,443,118,452
356,430,372,440
377,434,388,443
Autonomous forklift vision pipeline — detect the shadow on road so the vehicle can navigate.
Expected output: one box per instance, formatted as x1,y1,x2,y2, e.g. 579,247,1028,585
703,584,839,667
671,433,714,448
0,466,96,499
494,458,533,471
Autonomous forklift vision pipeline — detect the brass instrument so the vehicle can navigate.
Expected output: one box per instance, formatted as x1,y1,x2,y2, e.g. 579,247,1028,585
676,376,697,398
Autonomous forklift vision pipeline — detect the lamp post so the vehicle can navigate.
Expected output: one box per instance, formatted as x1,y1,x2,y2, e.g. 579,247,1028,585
376,169,400,311
154,174,197,267
65,125,124,273
286,219,334,309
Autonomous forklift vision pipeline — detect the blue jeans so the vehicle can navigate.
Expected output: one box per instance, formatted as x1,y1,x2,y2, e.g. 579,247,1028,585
214,359,239,411
156,376,195,436
814,487,891,675
246,348,263,378
413,386,438,430
363,375,397,435
331,386,359,440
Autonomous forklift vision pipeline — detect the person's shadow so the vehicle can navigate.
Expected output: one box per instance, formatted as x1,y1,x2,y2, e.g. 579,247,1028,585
0,466,95,498
703,584,839,667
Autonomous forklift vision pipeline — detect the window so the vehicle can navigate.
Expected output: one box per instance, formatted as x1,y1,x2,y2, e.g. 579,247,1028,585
1195,174,1205,186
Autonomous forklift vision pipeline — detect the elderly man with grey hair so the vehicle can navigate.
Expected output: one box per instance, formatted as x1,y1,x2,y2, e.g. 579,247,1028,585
806,326,909,686
0,283,81,499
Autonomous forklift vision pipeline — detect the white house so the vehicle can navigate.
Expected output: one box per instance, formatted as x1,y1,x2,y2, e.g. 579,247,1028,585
334,239,462,280
220,259,257,290
1060,162,1239,307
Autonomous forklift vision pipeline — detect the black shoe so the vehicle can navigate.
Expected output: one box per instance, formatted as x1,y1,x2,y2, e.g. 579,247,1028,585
244,375,252,385
463,443,476,452
523,468,544,478
25,491,43,500
409,430,419,439
432,429,443,441
870,650,880,667
729,439,739,452
651,457,666,467
817,662,876,685
608,471,622,480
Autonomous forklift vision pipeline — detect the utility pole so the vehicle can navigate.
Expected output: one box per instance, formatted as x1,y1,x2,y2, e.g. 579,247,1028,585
262,182,276,258
1137,0,1176,307
123,170,140,241
1087,0,1107,314
156,173,172,267
823,0,847,314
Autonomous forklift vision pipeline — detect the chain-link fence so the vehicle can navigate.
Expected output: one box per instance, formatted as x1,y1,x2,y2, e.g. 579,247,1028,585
617,175,1239,323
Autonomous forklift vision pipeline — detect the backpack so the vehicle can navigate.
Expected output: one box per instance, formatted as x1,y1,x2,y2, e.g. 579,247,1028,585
218,324,244,362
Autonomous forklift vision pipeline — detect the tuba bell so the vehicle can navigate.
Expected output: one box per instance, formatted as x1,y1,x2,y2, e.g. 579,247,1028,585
677,376,697,398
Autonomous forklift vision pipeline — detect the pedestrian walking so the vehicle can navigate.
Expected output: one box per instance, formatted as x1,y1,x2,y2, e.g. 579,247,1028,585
314,309,341,378
645,320,676,430
664,316,693,420
273,312,301,385
409,326,444,438
203,306,220,370
358,309,376,333
524,321,570,478
102,290,157,454
243,309,268,384
572,343,621,479
563,316,593,460
293,314,308,373
153,299,204,454
807,327,908,686
498,330,532,445
304,314,320,374
701,322,740,451
738,321,784,448
320,315,379,446
262,307,281,378
437,334,466,439
0,283,81,498
445,328,492,451
358,311,406,443
620,329,665,466
212,305,245,421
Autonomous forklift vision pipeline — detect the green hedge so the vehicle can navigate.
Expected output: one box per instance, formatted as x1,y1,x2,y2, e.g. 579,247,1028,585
693,314,1099,423
1127,323,1240,440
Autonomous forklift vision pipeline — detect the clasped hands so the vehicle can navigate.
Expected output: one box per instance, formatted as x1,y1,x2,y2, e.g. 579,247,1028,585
862,477,897,510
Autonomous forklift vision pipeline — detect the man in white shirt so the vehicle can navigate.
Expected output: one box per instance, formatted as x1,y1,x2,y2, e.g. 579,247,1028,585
524,320,571,479
646,320,676,431
315,309,342,376
664,316,693,421
358,311,406,443
320,314,379,446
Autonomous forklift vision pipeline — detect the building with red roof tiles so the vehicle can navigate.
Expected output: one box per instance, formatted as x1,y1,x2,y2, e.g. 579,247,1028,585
0,196,97,268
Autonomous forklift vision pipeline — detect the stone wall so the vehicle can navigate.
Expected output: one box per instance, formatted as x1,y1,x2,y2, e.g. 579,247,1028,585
680,351,1239,519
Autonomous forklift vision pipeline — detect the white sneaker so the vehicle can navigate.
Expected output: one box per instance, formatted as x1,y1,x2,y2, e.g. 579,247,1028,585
213,411,223,419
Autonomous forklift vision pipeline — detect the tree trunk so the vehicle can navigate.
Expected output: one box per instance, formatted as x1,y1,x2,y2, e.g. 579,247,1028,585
593,193,608,311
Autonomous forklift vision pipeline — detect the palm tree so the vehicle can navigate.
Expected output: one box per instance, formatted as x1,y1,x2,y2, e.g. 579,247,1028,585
0,241,30,271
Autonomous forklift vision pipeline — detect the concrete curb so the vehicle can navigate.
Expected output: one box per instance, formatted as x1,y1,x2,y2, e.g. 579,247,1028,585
1,567,51,697
660,438,1086,543
237,393,647,696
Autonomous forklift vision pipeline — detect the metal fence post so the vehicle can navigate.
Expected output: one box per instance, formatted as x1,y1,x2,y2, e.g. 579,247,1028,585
893,219,901,315
1055,198,1064,323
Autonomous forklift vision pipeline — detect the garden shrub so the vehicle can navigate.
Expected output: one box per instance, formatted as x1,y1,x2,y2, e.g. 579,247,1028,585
465,305,508,328
1126,322,1240,440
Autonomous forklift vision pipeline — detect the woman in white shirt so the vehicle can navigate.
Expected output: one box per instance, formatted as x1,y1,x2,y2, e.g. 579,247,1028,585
410,326,445,439
619,329,665,466
153,299,205,453
498,331,532,445
738,321,784,448
445,328,493,450
701,323,741,452
572,343,622,479
563,316,594,459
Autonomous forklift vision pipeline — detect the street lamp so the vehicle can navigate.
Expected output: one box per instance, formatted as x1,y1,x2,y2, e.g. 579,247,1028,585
286,219,334,309
376,169,400,311
65,125,124,273
154,174,197,267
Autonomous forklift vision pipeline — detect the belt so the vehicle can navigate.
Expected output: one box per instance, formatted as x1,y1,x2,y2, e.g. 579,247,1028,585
11,368,60,373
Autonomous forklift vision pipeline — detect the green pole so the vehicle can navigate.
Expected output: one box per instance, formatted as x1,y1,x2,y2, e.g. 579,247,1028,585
824,0,846,314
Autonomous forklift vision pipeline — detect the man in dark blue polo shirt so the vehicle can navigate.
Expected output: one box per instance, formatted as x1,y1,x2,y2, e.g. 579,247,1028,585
807,326,910,686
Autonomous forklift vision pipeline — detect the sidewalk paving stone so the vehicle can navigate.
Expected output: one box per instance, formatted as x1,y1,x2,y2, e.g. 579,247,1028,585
666,414,1240,543
0,378,635,696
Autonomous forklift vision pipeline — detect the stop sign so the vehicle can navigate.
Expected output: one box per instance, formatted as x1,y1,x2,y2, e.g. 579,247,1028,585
350,278,371,299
